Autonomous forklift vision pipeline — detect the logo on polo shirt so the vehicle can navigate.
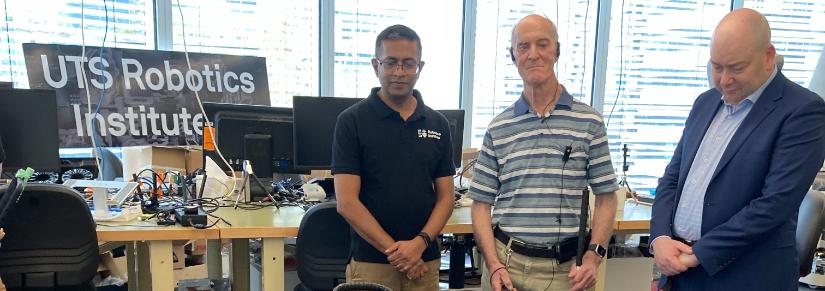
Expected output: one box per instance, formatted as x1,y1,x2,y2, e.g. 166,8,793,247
417,129,442,140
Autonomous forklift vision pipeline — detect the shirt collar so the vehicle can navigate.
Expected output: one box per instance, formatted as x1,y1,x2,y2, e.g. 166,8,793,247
721,65,777,113
367,87,426,121
514,86,573,116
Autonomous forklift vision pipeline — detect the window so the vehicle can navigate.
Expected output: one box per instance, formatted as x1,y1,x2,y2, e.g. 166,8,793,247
0,0,154,88
470,0,598,148
743,0,825,88
602,0,730,195
333,0,463,109
171,0,319,107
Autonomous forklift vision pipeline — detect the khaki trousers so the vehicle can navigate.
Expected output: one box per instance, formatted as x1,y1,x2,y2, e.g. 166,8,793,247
346,258,441,291
480,239,594,291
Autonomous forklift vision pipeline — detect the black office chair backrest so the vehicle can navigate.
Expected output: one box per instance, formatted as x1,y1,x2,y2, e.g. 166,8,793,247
0,183,99,290
333,282,393,291
295,202,352,290
797,189,825,277
98,148,123,181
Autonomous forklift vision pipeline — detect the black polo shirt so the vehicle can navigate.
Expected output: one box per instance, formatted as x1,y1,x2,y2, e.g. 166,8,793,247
331,87,455,264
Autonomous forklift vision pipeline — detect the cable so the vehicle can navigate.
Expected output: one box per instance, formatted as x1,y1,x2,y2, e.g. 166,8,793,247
558,146,571,242
457,158,476,190
542,145,570,291
174,0,236,198
580,0,592,100
564,0,572,80
555,0,560,77
2,0,12,84
355,0,360,96
91,0,110,180
696,1,707,87
605,0,627,128
491,1,501,118
79,0,103,178
110,0,117,44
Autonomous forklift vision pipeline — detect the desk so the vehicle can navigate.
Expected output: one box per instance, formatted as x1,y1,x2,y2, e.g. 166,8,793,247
213,203,652,291
92,201,651,291
617,200,653,233
214,206,303,291
213,206,479,291
96,220,220,291
442,203,654,289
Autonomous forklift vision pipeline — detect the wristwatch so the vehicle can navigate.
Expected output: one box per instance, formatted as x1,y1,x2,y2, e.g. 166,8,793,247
417,232,432,247
588,244,607,258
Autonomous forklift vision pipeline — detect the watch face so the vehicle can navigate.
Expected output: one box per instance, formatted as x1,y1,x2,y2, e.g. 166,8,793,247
590,244,606,257
596,245,606,257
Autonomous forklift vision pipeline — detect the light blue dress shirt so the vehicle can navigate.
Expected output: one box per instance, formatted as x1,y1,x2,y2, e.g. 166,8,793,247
672,68,778,241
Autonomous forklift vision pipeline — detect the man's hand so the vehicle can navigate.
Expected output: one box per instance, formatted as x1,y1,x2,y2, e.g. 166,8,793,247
678,253,699,268
385,239,427,272
488,263,516,291
0,228,4,240
568,252,600,291
404,259,429,280
652,237,693,276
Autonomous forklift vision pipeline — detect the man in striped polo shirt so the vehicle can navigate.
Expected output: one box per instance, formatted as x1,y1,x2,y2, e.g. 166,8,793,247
469,14,619,291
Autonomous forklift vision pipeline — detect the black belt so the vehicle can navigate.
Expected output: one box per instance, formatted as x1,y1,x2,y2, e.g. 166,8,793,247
673,236,696,246
493,226,583,261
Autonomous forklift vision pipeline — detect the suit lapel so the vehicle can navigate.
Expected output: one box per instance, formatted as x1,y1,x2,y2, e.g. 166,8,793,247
710,74,786,181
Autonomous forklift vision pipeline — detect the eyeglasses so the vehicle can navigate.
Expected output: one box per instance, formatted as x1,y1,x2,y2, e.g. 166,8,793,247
377,58,423,73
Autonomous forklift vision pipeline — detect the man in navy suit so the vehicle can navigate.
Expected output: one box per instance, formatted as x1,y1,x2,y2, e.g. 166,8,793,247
650,8,825,290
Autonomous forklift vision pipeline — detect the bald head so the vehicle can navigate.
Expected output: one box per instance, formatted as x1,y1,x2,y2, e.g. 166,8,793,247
511,14,559,49
712,8,771,54
710,8,776,104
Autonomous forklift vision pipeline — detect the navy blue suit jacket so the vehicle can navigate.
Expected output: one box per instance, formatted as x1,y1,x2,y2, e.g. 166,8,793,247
650,72,825,290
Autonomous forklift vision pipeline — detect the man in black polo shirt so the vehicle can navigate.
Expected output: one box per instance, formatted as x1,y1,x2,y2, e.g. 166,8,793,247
332,24,456,291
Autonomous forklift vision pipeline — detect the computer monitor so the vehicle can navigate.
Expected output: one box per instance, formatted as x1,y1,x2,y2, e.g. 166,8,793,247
202,102,308,177
292,96,362,170
438,109,465,169
0,89,61,173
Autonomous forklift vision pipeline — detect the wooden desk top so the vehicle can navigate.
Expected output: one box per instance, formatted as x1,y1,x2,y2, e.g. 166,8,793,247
440,205,653,235
94,200,652,241
213,202,652,239
215,206,304,238
443,206,473,234
96,219,220,242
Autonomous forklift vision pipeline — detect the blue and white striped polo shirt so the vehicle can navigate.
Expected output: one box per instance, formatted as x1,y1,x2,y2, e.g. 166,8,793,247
469,87,619,244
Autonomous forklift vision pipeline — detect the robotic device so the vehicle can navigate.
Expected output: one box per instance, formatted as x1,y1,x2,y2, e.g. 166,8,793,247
62,179,138,221
800,239,825,288
798,188,825,288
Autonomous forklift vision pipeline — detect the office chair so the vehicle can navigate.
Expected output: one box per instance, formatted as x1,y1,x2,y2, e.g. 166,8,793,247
707,54,784,88
332,282,393,291
797,190,825,277
98,148,123,181
294,202,351,291
0,183,99,290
